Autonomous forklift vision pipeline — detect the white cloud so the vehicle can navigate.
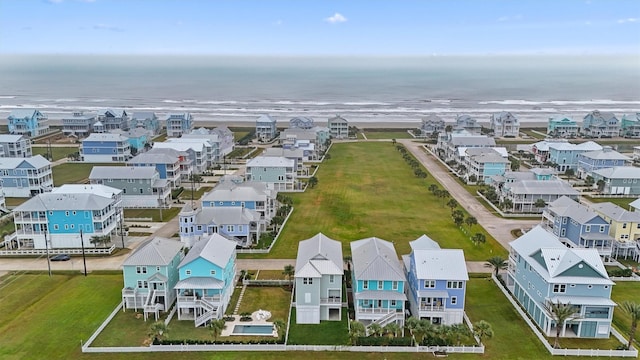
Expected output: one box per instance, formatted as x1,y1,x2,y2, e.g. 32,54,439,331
93,24,124,32
618,18,638,24
325,13,347,24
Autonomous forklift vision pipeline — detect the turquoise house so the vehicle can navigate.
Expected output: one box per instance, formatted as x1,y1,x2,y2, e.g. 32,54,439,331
175,233,237,327
547,115,579,138
121,237,184,320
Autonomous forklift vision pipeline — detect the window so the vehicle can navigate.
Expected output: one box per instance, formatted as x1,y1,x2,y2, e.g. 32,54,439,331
65,211,70,216
136,266,147,274
552,284,566,293
363,281,369,290
424,280,435,288
587,284,593,289
303,277,313,285
227,225,235,232
390,300,397,306
64,224,68,230
72,211,76,215
238,225,243,232
623,223,628,229
392,281,399,290
378,281,383,290
599,225,605,233
137,280,148,289
210,270,216,275
585,225,591,232
562,217,567,224
197,225,202,231
446,281,463,289
70,224,75,229
561,229,566,237
156,266,160,271
451,296,457,305
185,270,191,275
329,275,335,283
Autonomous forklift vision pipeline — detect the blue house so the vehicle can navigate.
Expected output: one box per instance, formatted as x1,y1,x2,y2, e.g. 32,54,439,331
121,237,184,320
256,114,277,141
128,147,192,188
506,226,615,339
246,156,296,191
174,233,237,327
7,109,50,137
548,141,602,172
166,112,194,137
201,179,277,223
576,146,631,179
542,196,613,259
131,112,161,135
0,155,53,197
351,237,406,331
462,148,509,183
582,110,620,138
80,133,132,163
178,204,261,248
402,235,468,325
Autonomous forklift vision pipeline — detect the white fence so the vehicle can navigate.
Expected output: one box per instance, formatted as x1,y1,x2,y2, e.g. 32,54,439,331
0,245,116,256
492,275,638,357
124,217,153,222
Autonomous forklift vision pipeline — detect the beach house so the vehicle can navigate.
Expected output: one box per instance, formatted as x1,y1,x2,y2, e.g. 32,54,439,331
289,116,315,130
128,147,192,188
506,226,615,339
351,237,406,330
591,167,640,196
4,184,121,250
455,114,482,134
256,114,277,141
620,113,640,138
89,166,171,208
576,146,630,179
0,155,53,197
200,178,277,223
420,115,446,138
175,233,237,327
547,115,579,138
178,204,261,248
7,109,50,137
182,126,235,163
131,112,161,135
439,131,496,162
246,156,296,191
166,112,194,137
582,111,620,138
542,196,613,259
490,111,520,137
97,109,130,131
328,115,349,139
0,134,32,158
499,177,579,214
80,133,132,163
530,139,570,164
547,141,602,172
402,235,468,325
462,147,510,183
590,202,640,259
62,111,97,138
110,128,152,154
121,237,184,320
294,233,344,324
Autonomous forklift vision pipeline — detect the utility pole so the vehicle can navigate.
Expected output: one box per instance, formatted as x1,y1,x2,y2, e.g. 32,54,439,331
158,190,163,222
190,172,195,210
44,230,52,278
80,230,87,276
119,206,125,249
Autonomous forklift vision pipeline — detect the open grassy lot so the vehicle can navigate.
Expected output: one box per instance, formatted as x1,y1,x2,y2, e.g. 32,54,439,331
123,207,181,222
586,196,636,209
263,142,506,260
611,281,640,345
256,270,289,280
52,162,125,186
0,218,15,237
363,131,414,139
179,186,213,201
287,308,349,345
32,146,78,161
4,197,29,207
227,146,257,159
237,286,292,322
92,309,157,347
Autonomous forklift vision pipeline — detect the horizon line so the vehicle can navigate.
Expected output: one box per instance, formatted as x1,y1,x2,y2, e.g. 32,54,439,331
1,52,640,57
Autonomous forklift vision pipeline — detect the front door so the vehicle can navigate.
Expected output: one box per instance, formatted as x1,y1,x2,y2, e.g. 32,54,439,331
377,300,383,308
152,283,158,290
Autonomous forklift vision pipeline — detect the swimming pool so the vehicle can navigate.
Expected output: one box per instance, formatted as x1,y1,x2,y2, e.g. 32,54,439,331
232,324,274,335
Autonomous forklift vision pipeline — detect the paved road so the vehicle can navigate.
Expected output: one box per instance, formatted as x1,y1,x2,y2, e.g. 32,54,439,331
399,139,540,250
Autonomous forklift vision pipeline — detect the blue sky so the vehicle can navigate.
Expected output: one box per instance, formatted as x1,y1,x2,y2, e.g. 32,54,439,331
1,0,639,55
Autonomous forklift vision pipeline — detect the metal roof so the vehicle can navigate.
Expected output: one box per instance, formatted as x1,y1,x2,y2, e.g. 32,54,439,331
191,206,260,226
409,235,441,250
202,181,272,202
179,233,236,269
295,233,343,276
548,295,616,307
15,192,114,211
83,133,128,142
8,109,40,119
593,166,640,179
0,155,50,170
90,166,157,180
351,237,405,281
354,290,407,301
579,148,630,161
128,148,187,164
507,179,579,196
256,114,276,123
131,112,157,120
246,156,295,168
0,134,27,142
174,276,224,289
53,184,121,199
410,249,469,281
591,202,640,223
123,237,183,266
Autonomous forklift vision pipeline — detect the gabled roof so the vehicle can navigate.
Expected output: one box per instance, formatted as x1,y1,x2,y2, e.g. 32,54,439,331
90,166,157,180
630,198,640,211
154,141,204,152
123,237,182,266
547,196,601,223
579,147,630,161
295,233,343,276
450,135,496,147
409,249,469,281
179,233,236,269
593,166,640,180
591,202,640,223
15,192,114,211
409,234,441,250
506,179,579,196
8,109,40,119
99,109,127,118
128,148,188,164
328,115,348,124
351,237,405,281
83,133,128,142
202,181,271,202
166,112,192,120
131,112,157,120
0,155,50,170
256,114,276,123
532,139,569,152
246,156,295,168
0,134,28,143
52,184,121,199
509,226,613,285
492,111,519,124
192,206,260,226
548,141,602,152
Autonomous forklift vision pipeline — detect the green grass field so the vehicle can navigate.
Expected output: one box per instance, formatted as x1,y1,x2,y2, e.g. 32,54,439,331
260,142,506,260
123,207,181,222
32,146,79,161
287,308,349,345
179,186,213,201
586,196,636,209
363,131,414,139
52,162,125,186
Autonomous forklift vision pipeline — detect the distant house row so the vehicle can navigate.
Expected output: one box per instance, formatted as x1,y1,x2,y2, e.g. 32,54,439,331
421,112,519,138
548,111,640,139
255,114,349,142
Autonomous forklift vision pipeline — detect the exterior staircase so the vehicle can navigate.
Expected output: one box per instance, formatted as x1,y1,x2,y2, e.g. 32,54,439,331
194,299,219,327
143,290,163,320
366,311,400,335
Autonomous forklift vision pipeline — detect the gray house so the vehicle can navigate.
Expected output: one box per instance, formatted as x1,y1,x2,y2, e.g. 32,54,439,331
289,117,315,130
89,166,171,208
421,115,446,137
328,115,349,139
0,134,32,158
62,111,97,138
591,167,640,196
97,109,130,131
295,233,344,324
256,114,277,141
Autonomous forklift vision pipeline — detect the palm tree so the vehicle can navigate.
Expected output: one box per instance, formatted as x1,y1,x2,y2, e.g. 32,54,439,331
453,212,465,227
465,216,477,229
148,321,169,343
383,322,402,338
439,190,450,205
209,319,226,342
428,184,439,195
368,322,383,336
473,320,494,344
450,323,471,346
534,198,547,210
620,301,640,350
273,319,286,341
282,264,295,289
472,233,486,246
349,320,366,345
447,199,458,213
484,256,508,277
543,300,581,349
344,255,352,272
308,176,318,188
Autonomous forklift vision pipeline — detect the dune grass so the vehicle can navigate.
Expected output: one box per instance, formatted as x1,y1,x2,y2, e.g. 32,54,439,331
259,142,506,260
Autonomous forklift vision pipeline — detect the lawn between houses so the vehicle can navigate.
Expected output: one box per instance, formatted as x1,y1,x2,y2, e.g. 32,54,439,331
52,162,126,186
257,142,506,260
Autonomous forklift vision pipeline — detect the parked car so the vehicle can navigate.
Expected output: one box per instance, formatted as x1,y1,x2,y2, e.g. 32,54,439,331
50,254,71,261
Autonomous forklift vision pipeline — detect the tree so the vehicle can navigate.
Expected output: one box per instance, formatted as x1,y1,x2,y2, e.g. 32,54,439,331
308,176,318,188
349,320,366,345
452,211,465,227
391,138,396,145
510,159,520,171
620,301,640,350
464,216,477,229
472,233,486,246
368,322,383,337
597,179,606,192
90,235,110,247
428,184,439,194
543,300,581,349
445,125,453,133
438,190,450,206
450,323,471,346
344,255,352,272
473,320,494,344
585,175,595,187
468,174,478,183
383,322,402,338
484,256,507,277
534,198,546,210
564,168,575,179
501,199,513,212
209,319,226,342
447,199,458,213
189,173,203,183
324,153,331,160
148,321,169,343
273,319,286,341
282,264,295,289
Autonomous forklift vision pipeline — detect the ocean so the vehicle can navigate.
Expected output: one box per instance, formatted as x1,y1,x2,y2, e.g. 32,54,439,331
0,54,638,126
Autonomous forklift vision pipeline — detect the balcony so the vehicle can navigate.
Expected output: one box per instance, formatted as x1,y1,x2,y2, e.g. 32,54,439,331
177,295,222,307
419,304,445,312
320,297,342,305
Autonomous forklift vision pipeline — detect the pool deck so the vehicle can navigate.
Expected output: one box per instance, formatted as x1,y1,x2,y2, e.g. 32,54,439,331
220,311,278,337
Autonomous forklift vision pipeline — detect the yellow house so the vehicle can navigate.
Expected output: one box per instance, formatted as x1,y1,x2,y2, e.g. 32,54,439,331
591,202,640,259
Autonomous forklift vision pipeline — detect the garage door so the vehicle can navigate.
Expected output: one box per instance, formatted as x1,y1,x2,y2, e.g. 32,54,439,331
296,307,320,324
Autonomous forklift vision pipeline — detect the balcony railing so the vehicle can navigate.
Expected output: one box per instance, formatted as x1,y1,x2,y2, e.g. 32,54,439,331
419,305,445,312
356,307,399,315
320,297,342,304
